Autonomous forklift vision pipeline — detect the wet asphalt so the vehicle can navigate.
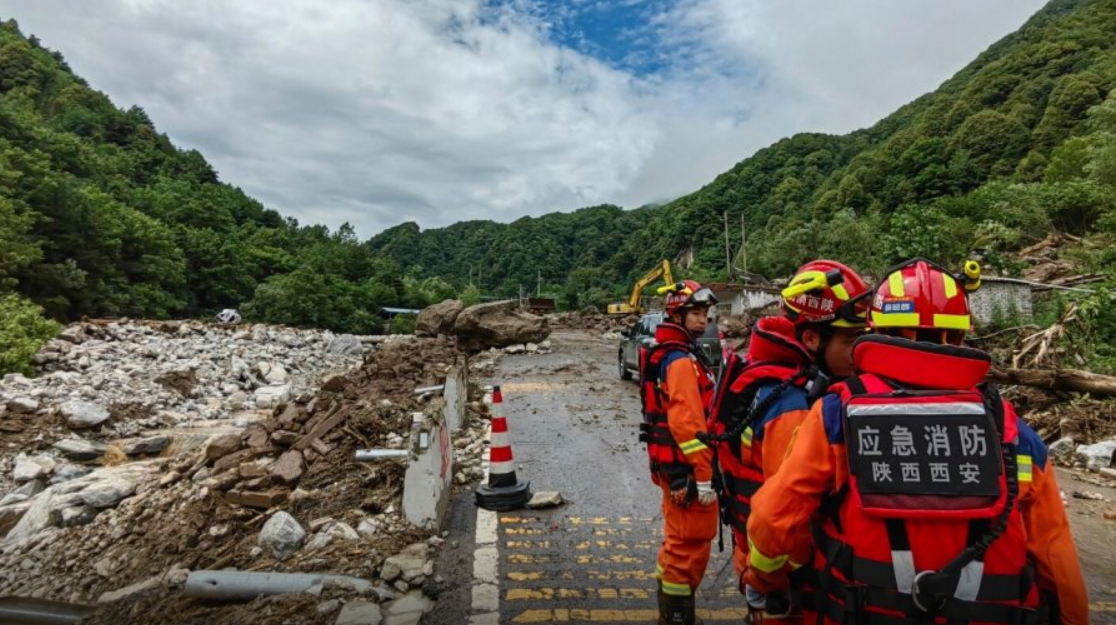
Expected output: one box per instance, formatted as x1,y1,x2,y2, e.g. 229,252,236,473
427,331,743,625
425,330,1116,624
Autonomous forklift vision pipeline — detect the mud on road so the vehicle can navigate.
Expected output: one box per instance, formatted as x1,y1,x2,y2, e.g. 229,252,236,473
431,329,1116,624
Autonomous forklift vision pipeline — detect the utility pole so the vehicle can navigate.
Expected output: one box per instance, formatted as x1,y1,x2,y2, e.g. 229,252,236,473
537,270,542,297
740,213,747,280
723,211,731,281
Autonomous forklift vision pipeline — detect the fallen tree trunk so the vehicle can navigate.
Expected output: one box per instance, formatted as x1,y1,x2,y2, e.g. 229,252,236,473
988,368,1116,396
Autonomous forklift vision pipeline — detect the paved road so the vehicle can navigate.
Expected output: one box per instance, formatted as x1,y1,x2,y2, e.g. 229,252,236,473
429,330,1116,624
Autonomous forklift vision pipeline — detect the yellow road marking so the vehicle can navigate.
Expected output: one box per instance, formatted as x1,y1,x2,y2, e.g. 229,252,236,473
509,554,556,564
575,554,641,564
502,516,541,524
567,517,611,525
505,528,545,535
586,570,655,581
512,608,751,622
507,572,545,581
1091,601,1116,612
507,540,550,549
574,540,656,550
506,588,655,601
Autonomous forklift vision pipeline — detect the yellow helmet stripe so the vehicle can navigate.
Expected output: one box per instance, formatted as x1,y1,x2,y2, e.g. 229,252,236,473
943,274,959,299
933,314,971,330
888,272,905,298
832,284,850,301
871,311,920,327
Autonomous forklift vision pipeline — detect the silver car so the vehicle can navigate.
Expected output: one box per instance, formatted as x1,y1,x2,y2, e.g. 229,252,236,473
618,313,726,382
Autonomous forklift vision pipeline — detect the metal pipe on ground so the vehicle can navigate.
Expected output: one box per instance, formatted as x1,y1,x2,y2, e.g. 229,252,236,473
183,571,371,601
354,449,409,462
0,596,95,625
414,385,444,395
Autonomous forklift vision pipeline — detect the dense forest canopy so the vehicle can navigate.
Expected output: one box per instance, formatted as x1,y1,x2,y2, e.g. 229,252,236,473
3,0,1116,375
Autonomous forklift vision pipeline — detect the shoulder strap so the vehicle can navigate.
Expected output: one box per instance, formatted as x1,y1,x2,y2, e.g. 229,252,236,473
978,382,1006,438
844,374,869,397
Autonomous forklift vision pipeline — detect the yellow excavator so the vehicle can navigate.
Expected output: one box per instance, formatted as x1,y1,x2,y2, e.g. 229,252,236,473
607,260,675,315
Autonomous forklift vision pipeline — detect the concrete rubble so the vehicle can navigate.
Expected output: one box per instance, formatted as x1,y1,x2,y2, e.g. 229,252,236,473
0,317,500,624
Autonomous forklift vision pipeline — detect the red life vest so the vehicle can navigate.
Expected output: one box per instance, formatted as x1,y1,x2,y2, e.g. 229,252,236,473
638,322,715,485
809,335,1043,625
709,317,815,536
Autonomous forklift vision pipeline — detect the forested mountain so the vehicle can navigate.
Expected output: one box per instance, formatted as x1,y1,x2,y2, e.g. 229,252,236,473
369,204,654,307
4,0,1116,375
0,18,457,347
377,0,1116,289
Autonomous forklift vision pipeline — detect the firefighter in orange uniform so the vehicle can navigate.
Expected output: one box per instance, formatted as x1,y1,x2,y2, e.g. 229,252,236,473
745,258,1088,625
639,279,719,625
709,260,871,622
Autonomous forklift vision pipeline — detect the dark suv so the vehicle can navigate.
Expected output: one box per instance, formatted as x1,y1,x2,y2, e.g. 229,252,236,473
618,312,726,381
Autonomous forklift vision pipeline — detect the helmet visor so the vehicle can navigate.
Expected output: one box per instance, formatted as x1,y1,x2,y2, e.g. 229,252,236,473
690,287,718,306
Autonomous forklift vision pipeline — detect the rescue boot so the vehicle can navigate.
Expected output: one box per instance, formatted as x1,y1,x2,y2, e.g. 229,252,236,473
657,590,703,625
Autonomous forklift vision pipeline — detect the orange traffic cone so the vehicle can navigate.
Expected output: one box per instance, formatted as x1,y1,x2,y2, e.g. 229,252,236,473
475,385,531,511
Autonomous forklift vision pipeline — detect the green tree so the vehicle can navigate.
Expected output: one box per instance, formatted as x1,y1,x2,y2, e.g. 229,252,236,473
0,293,59,375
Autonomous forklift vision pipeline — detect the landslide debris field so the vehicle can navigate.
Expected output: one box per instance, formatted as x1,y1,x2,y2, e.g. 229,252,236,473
2,304,1116,624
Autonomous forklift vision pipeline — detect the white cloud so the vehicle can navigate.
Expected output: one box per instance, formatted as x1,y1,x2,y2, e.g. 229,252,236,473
4,0,1047,236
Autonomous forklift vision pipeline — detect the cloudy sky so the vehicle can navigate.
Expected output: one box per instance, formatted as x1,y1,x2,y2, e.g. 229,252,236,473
5,0,1046,237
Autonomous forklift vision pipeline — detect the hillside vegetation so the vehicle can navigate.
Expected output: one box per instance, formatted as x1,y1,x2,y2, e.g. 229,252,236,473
0,19,464,355
377,0,1116,289
4,0,1116,373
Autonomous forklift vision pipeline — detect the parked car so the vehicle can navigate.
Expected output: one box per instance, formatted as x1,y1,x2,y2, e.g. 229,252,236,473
618,313,726,382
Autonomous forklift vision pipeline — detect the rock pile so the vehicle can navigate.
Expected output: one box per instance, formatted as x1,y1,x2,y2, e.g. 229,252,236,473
0,331,495,625
0,319,373,495
549,309,637,334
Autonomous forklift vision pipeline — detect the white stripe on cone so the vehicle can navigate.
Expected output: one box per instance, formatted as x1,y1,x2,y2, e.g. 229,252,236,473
489,460,516,475
490,431,510,448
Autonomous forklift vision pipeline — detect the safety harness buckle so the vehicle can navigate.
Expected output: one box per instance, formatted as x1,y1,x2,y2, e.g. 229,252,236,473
911,570,948,613
842,585,866,615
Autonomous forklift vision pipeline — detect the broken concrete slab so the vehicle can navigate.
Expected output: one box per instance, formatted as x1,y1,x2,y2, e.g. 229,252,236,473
402,413,453,530
335,600,383,625
527,491,564,509
382,590,434,625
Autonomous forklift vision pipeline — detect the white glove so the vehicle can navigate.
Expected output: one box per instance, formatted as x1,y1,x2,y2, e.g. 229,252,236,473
745,585,766,611
696,481,716,506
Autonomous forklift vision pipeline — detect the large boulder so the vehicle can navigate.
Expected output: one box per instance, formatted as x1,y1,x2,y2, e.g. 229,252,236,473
452,300,550,352
60,400,110,429
259,511,305,560
415,300,465,337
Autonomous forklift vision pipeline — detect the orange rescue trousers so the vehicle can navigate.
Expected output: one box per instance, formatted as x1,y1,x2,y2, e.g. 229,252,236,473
656,480,718,597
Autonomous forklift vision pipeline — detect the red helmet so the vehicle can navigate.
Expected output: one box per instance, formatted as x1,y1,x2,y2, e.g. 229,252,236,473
781,260,871,328
869,258,976,336
663,280,718,317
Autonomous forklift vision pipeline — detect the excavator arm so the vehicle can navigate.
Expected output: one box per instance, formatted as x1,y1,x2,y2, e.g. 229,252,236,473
607,260,674,315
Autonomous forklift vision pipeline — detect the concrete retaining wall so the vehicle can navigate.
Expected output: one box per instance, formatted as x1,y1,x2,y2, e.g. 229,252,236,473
969,279,1033,327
